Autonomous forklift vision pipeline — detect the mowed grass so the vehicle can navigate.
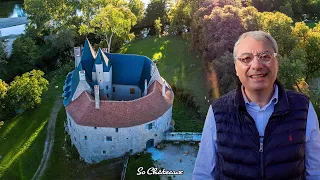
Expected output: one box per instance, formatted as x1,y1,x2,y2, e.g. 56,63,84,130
42,106,124,180
126,153,160,180
120,36,210,114
0,72,65,180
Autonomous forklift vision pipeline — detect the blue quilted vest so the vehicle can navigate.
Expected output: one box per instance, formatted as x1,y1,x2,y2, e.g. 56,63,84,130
212,81,309,180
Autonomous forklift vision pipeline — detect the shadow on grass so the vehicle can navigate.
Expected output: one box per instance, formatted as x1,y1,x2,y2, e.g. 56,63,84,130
0,62,72,180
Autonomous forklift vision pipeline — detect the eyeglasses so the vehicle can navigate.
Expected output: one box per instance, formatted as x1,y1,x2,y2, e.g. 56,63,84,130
237,51,277,66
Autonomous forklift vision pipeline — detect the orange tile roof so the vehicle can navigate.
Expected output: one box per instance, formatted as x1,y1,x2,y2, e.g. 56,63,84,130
66,81,174,128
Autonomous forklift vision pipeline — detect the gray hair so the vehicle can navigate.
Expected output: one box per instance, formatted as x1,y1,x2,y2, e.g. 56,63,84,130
233,31,278,60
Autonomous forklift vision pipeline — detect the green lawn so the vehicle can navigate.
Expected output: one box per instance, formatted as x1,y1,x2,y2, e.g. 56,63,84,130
120,36,210,114
0,71,66,179
41,107,124,180
126,153,160,180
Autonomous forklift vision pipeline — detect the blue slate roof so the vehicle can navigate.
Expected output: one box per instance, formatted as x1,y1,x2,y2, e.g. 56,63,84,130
92,48,111,72
63,40,154,107
81,38,96,80
105,53,152,89
63,63,82,106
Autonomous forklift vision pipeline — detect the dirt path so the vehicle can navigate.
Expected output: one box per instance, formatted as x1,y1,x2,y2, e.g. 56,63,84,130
32,96,62,180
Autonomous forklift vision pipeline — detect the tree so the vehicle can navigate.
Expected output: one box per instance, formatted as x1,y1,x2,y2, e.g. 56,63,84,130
7,70,49,111
168,0,192,34
301,0,320,21
79,0,109,31
292,22,310,46
25,0,78,37
8,36,40,79
211,52,238,95
154,17,163,36
303,31,320,79
0,79,8,100
0,79,8,120
128,0,145,23
43,0,78,29
239,6,261,31
277,47,307,88
24,0,51,37
259,12,296,55
0,41,7,77
251,0,286,12
43,27,77,67
279,3,294,18
82,4,137,53
211,0,242,8
143,0,168,27
291,22,320,79
200,5,243,60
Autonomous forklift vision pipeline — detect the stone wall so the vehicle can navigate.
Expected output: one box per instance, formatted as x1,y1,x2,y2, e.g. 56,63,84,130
66,107,173,163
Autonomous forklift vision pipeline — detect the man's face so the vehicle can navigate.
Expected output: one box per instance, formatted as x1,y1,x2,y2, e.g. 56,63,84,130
234,37,278,92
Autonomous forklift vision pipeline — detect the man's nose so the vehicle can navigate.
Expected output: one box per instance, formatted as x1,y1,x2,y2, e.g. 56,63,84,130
250,56,263,69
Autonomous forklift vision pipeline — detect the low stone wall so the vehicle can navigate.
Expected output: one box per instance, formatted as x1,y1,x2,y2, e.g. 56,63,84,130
164,132,202,141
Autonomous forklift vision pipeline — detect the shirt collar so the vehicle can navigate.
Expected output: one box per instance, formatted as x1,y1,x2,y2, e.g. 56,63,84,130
241,84,279,105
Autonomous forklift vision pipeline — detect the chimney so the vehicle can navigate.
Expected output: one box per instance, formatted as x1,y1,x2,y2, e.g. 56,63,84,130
94,85,100,109
74,47,81,68
162,81,166,97
144,79,148,96
150,63,156,76
79,70,86,81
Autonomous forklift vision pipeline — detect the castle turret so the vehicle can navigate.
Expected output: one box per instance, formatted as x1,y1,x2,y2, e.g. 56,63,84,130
74,47,81,67
94,85,100,109
162,80,166,96
79,70,86,81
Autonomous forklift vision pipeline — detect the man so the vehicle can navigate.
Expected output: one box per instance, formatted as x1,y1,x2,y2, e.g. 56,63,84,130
193,31,320,179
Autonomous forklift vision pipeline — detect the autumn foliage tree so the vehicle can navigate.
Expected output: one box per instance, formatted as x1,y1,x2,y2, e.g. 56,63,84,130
202,6,243,60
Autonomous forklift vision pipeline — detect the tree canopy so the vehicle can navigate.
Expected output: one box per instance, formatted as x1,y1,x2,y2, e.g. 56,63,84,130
168,0,192,34
143,0,168,27
7,70,49,111
0,41,7,77
8,36,40,78
128,0,145,23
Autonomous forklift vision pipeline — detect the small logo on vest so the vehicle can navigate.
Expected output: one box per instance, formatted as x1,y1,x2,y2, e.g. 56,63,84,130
289,134,293,142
